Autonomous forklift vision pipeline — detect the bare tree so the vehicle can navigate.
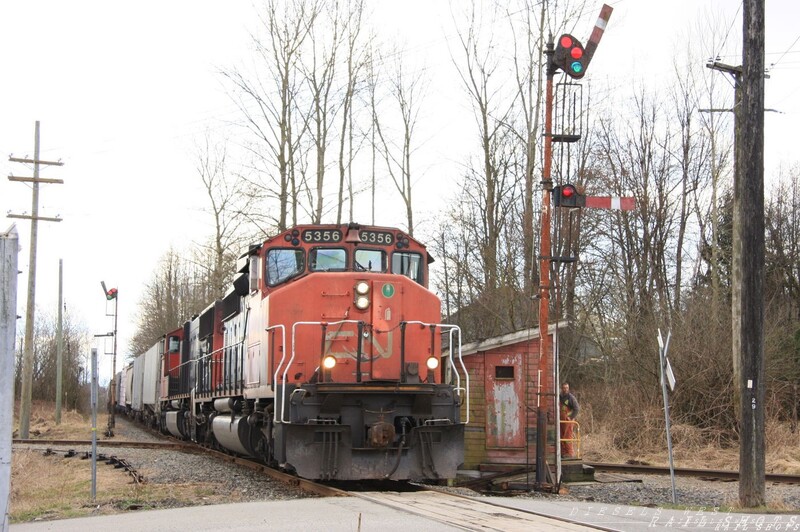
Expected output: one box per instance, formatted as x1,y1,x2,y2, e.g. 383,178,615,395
298,1,344,223
195,134,256,299
451,4,515,292
130,249,210,356
373,52,426,236
14,307,89,413
222,0,321,231
336,0,369,224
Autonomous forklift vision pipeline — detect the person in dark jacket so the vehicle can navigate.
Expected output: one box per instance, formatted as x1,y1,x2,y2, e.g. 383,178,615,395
559,382,579,457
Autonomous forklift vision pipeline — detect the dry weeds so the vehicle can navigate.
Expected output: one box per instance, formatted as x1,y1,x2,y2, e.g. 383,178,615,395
582,418,800,475
9,402,232,523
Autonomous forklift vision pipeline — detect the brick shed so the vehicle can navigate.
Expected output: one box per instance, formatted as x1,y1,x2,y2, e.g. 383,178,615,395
449,322,567,475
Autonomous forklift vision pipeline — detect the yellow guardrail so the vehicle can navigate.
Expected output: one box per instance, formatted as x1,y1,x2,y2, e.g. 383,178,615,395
559,419,581,458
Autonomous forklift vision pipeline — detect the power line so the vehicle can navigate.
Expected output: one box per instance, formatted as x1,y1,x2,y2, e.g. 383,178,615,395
715,1,743,61
768,32,800,71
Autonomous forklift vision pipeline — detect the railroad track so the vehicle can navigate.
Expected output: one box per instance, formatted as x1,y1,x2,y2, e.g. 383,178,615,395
13,438,188,450
17,434,618,529
587,462,800,484
13,436,346,498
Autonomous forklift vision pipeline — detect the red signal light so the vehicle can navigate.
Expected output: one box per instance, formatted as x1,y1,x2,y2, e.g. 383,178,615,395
554,33,587,79
553,184,585,208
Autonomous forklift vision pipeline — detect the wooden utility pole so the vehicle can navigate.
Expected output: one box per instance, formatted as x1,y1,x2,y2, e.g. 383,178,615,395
7,121,64,439
737,0,765,508
704,61,742,421
55,259,64,425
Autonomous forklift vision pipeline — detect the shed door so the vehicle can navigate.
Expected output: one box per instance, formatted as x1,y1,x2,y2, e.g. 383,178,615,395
485,353,524,449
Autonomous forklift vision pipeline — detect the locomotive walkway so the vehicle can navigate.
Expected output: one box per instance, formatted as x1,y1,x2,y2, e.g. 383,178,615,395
11,494,799,531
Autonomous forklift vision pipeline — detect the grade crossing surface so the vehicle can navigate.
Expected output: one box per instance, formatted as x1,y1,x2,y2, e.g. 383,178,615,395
352,490,607,531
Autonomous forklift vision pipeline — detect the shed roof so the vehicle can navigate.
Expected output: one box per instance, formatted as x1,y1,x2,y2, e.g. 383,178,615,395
459,320,570,357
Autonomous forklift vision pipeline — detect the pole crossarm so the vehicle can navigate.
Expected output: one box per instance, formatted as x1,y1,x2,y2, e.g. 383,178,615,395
706,60,742,76
8,157,63,166
7,214,62,222
8,175,64,184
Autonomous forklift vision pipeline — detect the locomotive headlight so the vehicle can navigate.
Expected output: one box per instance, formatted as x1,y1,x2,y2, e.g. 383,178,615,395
323,355,337,369
355,281,370,295
426,356,440,370
355,295,370,310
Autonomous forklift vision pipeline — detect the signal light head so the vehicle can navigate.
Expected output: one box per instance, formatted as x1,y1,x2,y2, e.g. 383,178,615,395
323,355,337,370
554,33,587,79
553,184,585,208
106,288,118,300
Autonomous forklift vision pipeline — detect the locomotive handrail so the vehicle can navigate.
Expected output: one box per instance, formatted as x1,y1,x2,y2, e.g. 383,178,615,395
278,320,362,424
163,338,248,400
399,321,468,425
443,325,468,425
169,337,247,368
265,324,287,423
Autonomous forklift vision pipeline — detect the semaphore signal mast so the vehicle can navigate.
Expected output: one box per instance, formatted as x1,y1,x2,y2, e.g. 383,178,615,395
536,4,630,491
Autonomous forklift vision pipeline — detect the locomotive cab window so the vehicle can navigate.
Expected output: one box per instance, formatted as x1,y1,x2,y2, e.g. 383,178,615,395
354,249,386,272
392,252,423,284
266,248,305,286
167,336,180,353
310,248,347,272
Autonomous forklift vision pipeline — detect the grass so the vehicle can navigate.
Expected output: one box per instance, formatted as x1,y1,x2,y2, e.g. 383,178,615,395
9,401,243,523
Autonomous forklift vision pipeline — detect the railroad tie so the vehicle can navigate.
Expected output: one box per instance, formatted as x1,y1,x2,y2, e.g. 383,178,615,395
42,449,146,484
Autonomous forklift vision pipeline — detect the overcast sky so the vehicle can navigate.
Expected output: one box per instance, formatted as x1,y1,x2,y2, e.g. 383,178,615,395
1,1,798,383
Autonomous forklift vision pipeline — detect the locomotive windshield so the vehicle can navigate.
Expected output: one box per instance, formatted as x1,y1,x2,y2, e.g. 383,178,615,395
355,249,386,272
310,248,347,271
267,248,304,285
264,227,428,287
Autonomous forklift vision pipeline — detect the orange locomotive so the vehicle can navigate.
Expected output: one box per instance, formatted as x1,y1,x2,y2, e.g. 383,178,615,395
145,223,466,481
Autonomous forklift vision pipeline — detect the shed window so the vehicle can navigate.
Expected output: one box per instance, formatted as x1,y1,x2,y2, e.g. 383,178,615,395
495,366,514,379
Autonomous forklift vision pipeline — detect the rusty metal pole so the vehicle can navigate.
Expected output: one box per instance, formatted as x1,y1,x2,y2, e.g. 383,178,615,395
536,36,556,488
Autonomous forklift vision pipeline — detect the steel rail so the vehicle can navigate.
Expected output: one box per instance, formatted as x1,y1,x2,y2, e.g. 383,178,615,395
192,445,349,498
586,462,800,484
13,439,188,450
